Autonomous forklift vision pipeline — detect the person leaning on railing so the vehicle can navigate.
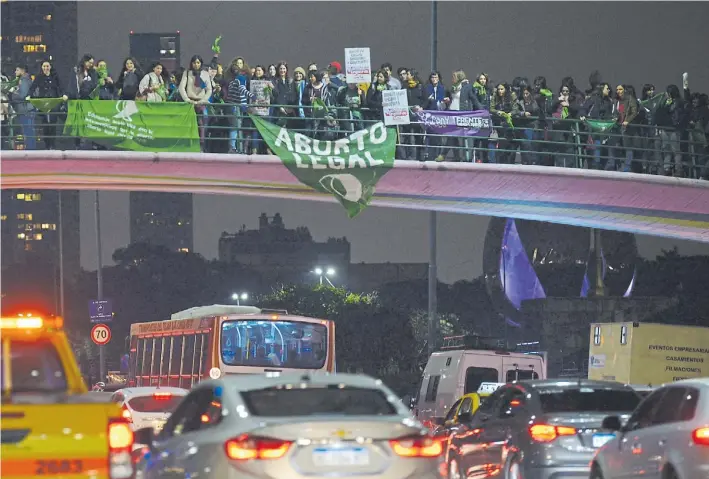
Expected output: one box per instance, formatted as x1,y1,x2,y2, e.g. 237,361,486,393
178,54,213,149
27,59,68,150
9,64,36,150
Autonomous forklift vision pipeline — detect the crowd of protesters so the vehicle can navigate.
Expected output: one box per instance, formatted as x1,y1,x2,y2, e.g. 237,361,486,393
2,51,708,179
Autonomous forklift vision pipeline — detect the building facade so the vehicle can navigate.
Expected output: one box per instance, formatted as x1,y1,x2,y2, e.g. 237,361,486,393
219,213,351,286
1,1,78,89
129,192,193,252
128,31,181,75
348,262,429,292
1,189,81,275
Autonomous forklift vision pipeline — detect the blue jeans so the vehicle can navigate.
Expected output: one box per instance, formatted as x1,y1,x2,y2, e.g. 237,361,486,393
16,113,36,150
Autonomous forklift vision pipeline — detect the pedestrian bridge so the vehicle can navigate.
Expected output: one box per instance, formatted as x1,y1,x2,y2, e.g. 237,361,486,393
2,150,708,243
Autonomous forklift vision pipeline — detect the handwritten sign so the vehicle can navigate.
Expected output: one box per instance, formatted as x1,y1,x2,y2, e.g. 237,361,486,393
249,80,271,116
382,89,410,126
345,48,372,84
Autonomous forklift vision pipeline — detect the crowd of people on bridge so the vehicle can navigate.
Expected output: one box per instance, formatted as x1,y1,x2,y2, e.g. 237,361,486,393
2,50,708,179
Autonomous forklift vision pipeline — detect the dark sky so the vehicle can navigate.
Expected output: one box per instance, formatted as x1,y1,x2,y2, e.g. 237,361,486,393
77,2,709,281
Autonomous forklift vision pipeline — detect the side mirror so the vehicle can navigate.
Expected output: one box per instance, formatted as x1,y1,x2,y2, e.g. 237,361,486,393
457,412,473,423
601,415,622,432
133,427,155,447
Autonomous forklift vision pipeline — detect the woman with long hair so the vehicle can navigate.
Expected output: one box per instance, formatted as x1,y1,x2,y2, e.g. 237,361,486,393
178,54,213,149
28,59,68,149
115,57,143,100
138,61,169,102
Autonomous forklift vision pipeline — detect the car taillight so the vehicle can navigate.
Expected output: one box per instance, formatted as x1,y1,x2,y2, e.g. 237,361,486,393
121,405,132,422
529,424,577,443
225,435,292,460
389,435,444,457
692,427,709,446
153,392,172,400
108,419,134,479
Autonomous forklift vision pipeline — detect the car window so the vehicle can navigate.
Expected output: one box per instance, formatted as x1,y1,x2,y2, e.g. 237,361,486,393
538,387,640,414
625,389,666,431
506,369,539,382
464,367,498,394
444,399,462,423
1,339,67,394
425,375,441,402
498,388,527,418
241,386,398,417
127,395,184,413
459,397,473,415
476,388,504,417
159,388,217,439
678,387,699,422
651,387,688,426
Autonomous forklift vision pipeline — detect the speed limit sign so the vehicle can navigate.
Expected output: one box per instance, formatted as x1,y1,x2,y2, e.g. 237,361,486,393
91,323,112,346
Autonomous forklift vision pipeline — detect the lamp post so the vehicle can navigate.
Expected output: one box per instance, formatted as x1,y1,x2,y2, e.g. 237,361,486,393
231,292,248,306
427,0,439,357
313,267,336,287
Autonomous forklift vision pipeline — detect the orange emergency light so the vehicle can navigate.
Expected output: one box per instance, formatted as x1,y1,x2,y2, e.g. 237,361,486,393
0,312,64,330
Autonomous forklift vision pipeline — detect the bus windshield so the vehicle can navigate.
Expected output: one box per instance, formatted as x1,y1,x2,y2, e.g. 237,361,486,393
221,320,328,369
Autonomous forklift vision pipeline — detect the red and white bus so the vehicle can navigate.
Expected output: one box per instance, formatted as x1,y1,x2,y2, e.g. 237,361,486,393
127,305,335,388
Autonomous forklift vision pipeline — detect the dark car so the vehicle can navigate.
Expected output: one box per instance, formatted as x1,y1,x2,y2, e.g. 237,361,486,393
445,379,641,479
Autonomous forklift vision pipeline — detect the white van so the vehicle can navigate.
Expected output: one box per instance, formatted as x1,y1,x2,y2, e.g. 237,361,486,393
413,335,547,426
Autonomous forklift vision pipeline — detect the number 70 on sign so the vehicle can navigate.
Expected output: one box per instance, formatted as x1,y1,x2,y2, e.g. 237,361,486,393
91,324,112,346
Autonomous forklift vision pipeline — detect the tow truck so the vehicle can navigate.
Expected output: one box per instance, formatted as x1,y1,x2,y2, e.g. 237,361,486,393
1,312,135,479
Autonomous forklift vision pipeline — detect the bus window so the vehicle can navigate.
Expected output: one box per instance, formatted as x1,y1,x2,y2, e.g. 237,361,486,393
182,335,195,376
171,336,183,382
221,320,328,370
200,333,209,374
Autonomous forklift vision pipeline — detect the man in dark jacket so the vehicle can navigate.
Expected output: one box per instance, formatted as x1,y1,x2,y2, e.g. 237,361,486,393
9,64,36,149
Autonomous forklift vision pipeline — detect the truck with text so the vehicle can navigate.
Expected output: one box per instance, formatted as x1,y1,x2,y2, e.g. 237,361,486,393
587,322,709,386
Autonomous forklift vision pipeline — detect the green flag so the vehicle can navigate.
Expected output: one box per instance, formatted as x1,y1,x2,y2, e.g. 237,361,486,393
63,100,200,152
585,119,617,133
640,92,668,116
251,115,396,218
29,98,64,113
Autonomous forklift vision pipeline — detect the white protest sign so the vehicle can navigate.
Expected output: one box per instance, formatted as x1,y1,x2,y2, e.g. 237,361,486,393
382,89,410,126
345,48,372,84
249,80,271,116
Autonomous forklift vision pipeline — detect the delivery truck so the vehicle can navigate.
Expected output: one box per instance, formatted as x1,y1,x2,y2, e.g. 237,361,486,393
588,322,709,386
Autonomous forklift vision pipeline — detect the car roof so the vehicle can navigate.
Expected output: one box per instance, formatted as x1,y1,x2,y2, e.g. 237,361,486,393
669,378,709,389
206,372,389,393
513,379,636,390
116,387,188,398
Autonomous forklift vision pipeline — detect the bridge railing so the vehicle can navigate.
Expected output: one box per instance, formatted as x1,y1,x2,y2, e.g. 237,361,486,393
2,101,707,179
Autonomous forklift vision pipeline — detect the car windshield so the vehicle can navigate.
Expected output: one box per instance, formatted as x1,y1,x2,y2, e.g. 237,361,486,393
127,395,184,413
221,320,328,369
241,386,398,416
0,339,68,394
538,387,640,413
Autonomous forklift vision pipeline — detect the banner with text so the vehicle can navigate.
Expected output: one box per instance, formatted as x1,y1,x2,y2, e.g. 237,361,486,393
251,115,396,218
345,48,372,84
63,100,200,152
415,109,492,137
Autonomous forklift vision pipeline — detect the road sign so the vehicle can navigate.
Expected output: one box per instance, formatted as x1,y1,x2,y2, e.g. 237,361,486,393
91,323,112,346
89,299,113,323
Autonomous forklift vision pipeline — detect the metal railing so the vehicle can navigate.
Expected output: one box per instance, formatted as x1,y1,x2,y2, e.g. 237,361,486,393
2,101,707,179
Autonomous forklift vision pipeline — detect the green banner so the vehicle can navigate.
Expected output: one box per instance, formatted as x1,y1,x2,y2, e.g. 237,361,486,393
63,100,200,152
29,98,64,113
585,119,617,133
251,115,396,218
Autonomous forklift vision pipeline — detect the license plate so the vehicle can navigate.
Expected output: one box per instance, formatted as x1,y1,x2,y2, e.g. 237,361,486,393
592,433,615,448
312,448,369,467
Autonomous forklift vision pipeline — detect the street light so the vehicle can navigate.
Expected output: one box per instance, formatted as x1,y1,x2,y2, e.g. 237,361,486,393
313,266,335,286
231,292,248,305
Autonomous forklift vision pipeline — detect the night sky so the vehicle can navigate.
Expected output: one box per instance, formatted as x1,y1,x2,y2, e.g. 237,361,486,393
77,2,709,282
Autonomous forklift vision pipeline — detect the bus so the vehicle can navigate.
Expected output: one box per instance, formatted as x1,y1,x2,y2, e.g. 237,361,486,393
127,305,335,388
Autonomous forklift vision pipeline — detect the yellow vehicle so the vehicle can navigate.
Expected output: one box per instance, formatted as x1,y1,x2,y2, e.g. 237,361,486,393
432,382,501,432
588,322,709,386
1,312,135,479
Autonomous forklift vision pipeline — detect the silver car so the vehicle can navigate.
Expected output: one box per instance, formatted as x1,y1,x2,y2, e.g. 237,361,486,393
133,372,445,479
445,379,641,479
591,378,709,479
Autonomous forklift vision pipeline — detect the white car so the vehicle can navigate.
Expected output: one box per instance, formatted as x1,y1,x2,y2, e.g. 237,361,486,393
591,378,709,479
110,387,188,432
133,372,445,479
